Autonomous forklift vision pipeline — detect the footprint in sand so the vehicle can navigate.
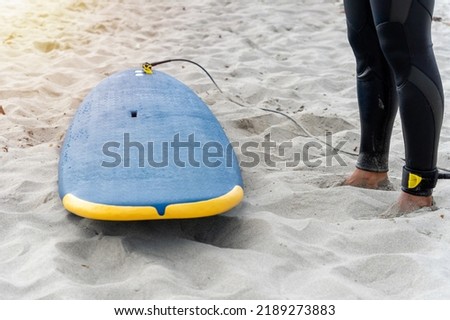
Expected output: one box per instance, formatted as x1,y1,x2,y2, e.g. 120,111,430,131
229,113,285,136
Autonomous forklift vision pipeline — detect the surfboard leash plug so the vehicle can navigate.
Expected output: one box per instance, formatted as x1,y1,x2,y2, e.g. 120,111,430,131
142,62,153,74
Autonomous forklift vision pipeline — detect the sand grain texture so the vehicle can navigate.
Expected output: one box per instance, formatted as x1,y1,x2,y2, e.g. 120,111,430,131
1,0,450,299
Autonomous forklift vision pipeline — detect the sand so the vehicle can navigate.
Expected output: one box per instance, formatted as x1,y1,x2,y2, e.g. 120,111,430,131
1,0,450,299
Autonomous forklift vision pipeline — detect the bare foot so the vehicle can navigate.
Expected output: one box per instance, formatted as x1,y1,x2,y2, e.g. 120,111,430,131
380,191,435,218
343,168,392,190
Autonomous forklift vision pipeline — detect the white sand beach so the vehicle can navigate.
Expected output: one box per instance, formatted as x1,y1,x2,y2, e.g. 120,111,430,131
1,0,450,299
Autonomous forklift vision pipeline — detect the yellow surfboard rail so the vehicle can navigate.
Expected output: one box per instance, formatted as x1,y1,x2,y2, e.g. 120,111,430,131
62,185,244,221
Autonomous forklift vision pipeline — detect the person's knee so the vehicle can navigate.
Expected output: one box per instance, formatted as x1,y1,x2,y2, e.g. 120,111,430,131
346,26,365,70
376,23,411,85
347,25,385,77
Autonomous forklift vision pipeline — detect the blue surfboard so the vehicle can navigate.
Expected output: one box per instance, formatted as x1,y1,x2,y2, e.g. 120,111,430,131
58,68,243,221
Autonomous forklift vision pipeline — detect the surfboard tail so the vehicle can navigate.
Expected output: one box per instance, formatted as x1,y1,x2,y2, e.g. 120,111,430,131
62,185,244,221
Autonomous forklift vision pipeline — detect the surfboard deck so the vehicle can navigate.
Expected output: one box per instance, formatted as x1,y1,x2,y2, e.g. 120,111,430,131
58,69,243,221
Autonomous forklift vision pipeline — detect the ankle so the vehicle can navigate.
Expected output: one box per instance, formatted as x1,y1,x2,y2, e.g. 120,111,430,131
398,191,433,207
344,168,389,189
381,191,435,218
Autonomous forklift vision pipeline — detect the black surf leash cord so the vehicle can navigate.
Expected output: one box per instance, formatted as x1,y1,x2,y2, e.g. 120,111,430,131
438,171,450,179
143,59,450,180
142,59,223,93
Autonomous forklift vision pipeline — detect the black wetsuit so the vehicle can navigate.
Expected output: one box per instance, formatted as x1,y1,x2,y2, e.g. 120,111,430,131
344,0,444,196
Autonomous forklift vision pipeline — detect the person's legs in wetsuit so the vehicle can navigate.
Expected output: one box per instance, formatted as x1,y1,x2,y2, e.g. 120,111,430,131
343,0,444,214
343,0,398,189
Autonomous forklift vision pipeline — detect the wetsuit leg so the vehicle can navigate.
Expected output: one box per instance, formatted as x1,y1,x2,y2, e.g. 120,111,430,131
344,0,398,173
371,0,444,196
